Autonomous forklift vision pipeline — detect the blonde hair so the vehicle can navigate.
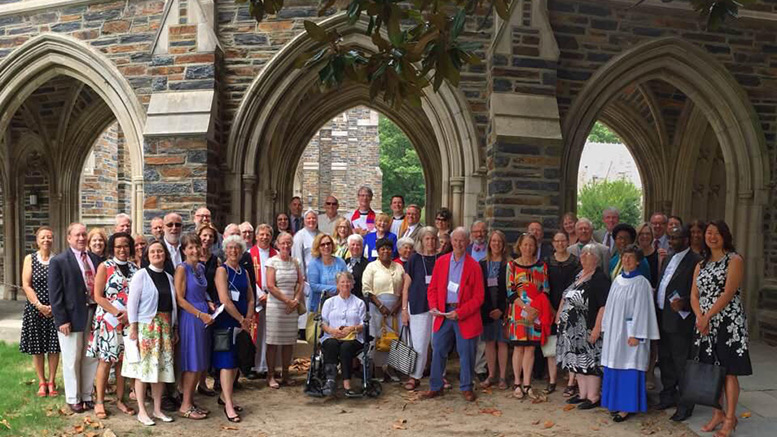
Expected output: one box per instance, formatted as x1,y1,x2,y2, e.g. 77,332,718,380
486,230,510,262
333,216,352,244
311,233,334,258
375,212,391,225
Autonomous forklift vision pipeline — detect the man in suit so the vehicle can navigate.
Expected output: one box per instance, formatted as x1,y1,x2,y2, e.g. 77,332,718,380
289,196,304,234
466,220,488,262
420,227,485,402
398,204,423,241
528,221,553,262
568,218,610,272
655,225,702,422
593,207,619,253
344,234,369,299
48,223,103,413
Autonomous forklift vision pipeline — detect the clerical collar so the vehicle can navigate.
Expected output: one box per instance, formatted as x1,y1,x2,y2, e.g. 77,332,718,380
148,265,164,273
621,269,639,279
394,215,404,220
113,257,128,266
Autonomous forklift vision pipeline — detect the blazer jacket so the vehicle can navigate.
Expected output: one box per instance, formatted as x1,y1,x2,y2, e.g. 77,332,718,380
427,252,484,339
48,249,103,332
656,249,702,333
479,259,507,325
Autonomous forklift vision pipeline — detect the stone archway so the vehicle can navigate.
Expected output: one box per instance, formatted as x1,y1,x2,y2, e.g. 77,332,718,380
226,13,483,226
561,37,770,325
0,34,147,291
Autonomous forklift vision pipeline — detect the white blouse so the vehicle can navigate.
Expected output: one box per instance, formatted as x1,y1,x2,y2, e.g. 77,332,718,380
320,294,366,343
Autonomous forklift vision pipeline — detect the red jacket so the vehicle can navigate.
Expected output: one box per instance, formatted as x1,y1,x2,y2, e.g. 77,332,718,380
427,252,484,340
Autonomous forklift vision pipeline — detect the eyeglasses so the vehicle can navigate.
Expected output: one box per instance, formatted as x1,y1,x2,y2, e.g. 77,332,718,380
325,202,338,206
320,242,333,247
435,217,447,222
166,223,182,228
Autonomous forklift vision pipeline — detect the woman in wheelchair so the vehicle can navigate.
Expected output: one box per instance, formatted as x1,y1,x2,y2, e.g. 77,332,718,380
319,271,366,396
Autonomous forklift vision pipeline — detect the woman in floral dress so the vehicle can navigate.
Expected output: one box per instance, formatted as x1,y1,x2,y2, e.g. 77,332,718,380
691,220,752,437
87,232,137,418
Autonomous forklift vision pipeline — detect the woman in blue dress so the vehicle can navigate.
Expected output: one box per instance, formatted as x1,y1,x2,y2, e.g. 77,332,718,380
213,235,254,423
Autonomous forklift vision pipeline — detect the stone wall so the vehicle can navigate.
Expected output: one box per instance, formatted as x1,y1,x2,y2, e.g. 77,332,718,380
22,154,49,254
295,106,382,214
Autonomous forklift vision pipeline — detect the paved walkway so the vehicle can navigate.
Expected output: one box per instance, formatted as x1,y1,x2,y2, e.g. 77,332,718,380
0,296,774,434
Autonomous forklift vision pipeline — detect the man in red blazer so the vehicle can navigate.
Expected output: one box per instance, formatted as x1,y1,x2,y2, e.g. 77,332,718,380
420,227,484,402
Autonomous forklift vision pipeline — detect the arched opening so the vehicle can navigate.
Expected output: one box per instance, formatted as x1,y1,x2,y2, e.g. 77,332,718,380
0,34,146,293
293,106,426,215
226,13,482,227
577,121,644,227
561,37,769,327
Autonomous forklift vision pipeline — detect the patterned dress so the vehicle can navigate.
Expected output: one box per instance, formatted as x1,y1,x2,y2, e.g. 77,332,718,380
87,259,137,362
265,256,301,345
693,252,752,376
505,261,549,346
19,253,60,355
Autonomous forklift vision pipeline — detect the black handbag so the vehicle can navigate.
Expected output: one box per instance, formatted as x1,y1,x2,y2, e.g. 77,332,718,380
679,336,726,409
213,328,232,352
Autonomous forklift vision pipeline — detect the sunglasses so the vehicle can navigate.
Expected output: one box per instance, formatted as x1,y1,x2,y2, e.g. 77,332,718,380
325,202,338,206
165,222,182,228
320,242,333,247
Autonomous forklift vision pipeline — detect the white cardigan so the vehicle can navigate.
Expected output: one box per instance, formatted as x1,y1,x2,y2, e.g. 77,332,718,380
127,267,178,327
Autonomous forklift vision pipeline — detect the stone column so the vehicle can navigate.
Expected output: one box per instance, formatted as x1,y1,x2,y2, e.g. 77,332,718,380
242,174,257,223
450,177,465,227
132,176,144,234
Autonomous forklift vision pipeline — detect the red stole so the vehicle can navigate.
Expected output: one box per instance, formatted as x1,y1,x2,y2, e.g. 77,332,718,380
249,245,276,342
351,209,376,230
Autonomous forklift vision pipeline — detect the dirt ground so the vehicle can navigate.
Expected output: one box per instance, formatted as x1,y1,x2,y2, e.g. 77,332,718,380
57,362,695,437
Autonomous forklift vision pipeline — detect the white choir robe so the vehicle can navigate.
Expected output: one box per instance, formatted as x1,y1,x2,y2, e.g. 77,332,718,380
600,274,660,371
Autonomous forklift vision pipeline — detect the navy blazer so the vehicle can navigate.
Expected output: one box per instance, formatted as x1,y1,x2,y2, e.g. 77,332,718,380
48,249,103,332
656,249,702,334
479,259,507,325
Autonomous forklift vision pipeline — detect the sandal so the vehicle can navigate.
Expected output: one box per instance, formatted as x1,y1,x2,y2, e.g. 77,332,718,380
404,378,419,391
37,382,47,397
178,407,206,420
223,407,241,423
480,377,497,389
513,384,525,399
193,404,210,415
94,402,108,420
116,401,135,416
442,378,452,390
218,397,243,412
267,379,280,389
526,386,540,400
497,378,508,390
544,382,556,395
563,385,577,397
47,382,58,397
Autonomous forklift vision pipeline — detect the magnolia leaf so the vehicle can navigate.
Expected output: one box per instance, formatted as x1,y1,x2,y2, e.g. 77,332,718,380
304,20,330,43
451,9,466,39
493,0,509,20
387,7,404,47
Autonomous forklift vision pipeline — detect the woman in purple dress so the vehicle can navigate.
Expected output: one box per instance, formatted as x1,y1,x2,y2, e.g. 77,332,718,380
175,233,215,420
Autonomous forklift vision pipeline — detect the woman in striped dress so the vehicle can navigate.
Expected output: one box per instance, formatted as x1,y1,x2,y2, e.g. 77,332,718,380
265,232,305,389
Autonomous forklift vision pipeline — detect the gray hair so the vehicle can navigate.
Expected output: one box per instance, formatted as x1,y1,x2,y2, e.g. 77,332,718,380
347,233,364,245
414,226,439,253
470,220,487,231
223,223,239,235
335,271,355,284
603,207,620,216
256,223,274,236
358,186,374,198
397,237,414,249
223,234,246,253
115,213,131,223
576,217,593,229
580,243,601,260
239,221,254,232
451,226,469,240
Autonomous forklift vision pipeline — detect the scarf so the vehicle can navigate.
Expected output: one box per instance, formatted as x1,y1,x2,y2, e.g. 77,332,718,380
351,209,376,230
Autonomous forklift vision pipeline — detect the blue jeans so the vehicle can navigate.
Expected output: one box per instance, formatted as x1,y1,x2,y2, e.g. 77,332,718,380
429,317,477,392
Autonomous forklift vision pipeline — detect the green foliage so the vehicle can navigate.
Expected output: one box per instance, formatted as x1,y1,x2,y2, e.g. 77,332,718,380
587,121,622,144
578,179,643,229
0,341,66,435
378,116,426,212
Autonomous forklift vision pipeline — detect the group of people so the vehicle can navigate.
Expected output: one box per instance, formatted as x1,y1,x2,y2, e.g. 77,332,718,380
17,186,751,436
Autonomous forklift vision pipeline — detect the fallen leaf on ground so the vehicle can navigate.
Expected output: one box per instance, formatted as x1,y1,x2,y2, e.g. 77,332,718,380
543,420,554,428
339,409,348,414
563,404,576,411
591,426,600,431
531,419,540,425
25,379,35,385
73,425,84,433
481,388,492,395
102,429,117,437
0,420,10,430
59,407,74,416
85,432,98,437
741,412,752,418
479,408,502,417
531,398,546,404
221,425,239,431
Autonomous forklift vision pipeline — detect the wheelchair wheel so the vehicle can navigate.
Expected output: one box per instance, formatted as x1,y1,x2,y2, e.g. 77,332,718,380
304,376,325,397
365,380,382,398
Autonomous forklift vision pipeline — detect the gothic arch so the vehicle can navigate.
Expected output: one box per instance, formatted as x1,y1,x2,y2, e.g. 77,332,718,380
561,37,769,324
226,13,482,225
0,33,146,234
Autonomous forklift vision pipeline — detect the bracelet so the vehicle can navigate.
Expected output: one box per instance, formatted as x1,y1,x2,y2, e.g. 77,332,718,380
196,311,201,319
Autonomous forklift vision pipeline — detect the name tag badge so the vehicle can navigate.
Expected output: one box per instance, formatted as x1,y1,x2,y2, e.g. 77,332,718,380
425,275,432,285
371,249,378,258
447,280,459,295
487,277,498,287
230,289,240,302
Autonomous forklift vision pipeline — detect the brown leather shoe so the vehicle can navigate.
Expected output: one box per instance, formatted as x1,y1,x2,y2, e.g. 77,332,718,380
418,390,444,400
462,390,477,402
69,403,85,414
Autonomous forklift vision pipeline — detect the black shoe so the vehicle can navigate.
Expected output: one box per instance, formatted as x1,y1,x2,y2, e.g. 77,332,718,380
161,396,178,412
612,412,630,423
670,407,693,422
245,371,261,380
577,399,601,410
476,372,488,383
322,379,336,397
566,395,584,404
654,401,675,411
